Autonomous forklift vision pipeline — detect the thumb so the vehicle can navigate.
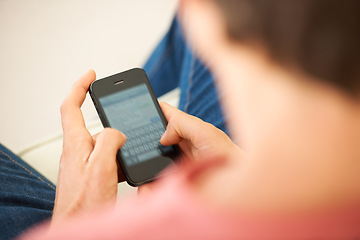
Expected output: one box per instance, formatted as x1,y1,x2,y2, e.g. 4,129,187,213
88,128,126,167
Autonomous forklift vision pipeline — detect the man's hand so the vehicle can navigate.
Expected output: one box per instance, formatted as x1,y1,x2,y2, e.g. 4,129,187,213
159,102,240,163
138,102,241,195
52,70,126,224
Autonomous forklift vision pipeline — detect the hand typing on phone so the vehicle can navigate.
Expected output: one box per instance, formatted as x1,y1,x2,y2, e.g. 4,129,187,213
52,70,240,223
52,70,127,225
139,102,242,195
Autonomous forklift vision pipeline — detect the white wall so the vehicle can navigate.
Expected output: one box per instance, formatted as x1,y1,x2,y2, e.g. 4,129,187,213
0,0,178,152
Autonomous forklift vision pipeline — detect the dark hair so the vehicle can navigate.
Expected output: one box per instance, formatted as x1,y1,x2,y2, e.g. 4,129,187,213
213,0,360,96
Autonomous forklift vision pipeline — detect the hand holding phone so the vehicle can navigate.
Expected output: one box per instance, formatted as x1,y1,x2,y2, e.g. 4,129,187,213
54,70,125,223
89,68,181,186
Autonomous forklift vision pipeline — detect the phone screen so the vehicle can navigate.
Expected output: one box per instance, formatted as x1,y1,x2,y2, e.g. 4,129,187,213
99,83,171,167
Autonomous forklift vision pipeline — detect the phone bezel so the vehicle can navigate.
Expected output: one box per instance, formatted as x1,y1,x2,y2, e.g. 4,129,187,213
89,68,180,186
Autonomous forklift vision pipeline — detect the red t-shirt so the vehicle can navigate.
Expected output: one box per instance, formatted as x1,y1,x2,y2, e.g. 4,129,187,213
21,160,360,240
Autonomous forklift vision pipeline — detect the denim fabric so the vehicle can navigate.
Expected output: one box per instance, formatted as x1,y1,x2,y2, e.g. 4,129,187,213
144,18,227,134
0,144,55,240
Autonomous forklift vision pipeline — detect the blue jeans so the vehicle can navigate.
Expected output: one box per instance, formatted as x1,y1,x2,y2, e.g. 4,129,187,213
0,144,56,240
144,18,227,134
0,17,225,240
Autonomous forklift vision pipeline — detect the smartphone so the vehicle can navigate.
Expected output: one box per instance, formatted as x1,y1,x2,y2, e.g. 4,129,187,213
89,68,181,186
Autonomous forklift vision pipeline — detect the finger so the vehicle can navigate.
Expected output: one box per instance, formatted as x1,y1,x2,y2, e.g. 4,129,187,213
159,102,207,146
88,128,126,173
65,69,96,108
60,70,96,138
160,102,235,160
92,132,101,142
159,101,182,122
92,130,127,182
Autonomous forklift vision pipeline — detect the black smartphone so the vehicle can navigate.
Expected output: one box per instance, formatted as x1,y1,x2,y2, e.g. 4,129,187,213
89,68,181,186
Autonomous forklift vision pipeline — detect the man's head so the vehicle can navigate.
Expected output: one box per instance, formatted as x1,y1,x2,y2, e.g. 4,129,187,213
179,0,360,159
181,0,360,95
